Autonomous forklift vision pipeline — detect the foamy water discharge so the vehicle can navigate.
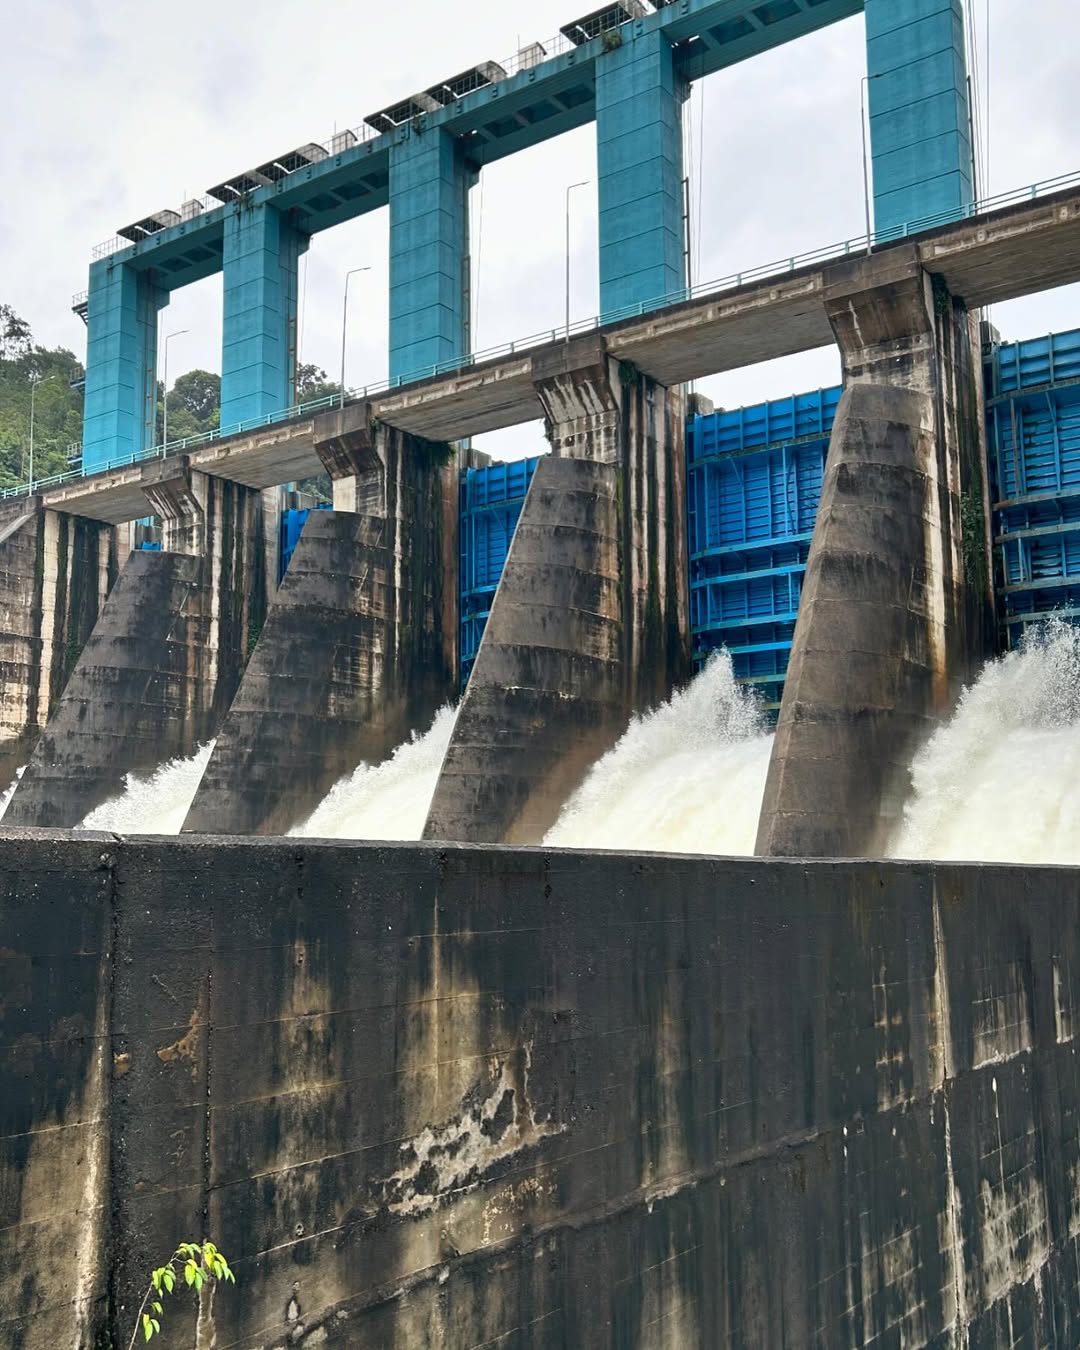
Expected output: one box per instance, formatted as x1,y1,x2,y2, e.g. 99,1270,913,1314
546,652,773,854
0,766,25,821
892,620,1080,864
77,741,216,834
290,703,458,840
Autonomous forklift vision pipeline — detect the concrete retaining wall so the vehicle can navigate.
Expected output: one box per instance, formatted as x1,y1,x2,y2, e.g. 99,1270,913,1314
0,506,116,789
4,477,267,828
3,837,1079,1348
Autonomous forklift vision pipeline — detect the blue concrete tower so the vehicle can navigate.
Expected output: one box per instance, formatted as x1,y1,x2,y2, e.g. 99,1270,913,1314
388,127,473,381
865,0,974,238
82,262,165,473
220,203,307,430
595,30,687,318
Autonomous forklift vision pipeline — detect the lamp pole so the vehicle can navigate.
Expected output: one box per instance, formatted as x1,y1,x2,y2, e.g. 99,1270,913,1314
860,74,883,254
565,180,589,340
161,328,189,448
340,266,371,408
28,374,59,491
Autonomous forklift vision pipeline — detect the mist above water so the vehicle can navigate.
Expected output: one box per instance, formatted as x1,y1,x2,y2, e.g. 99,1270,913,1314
76,742,216,834
545,652,773,855
891,620,1080,865
290,703,458,840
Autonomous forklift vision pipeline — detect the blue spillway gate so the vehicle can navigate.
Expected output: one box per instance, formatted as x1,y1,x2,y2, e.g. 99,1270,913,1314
431,327,1080,702
986,327,1080,649
686,389,839,710
459,458,540,686
280,504,332,580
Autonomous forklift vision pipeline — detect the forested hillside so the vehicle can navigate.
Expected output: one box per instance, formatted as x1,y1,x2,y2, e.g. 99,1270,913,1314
0,304,83,489
0,299,338,491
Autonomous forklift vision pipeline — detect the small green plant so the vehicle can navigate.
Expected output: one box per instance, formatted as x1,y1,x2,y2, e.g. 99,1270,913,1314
128,1240,235,1347
602,27,623,51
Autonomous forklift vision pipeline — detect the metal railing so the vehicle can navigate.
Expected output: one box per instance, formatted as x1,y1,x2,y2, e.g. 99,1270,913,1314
23,167,1077,507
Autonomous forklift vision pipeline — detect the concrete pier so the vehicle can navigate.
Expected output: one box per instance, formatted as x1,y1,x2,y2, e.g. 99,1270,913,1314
0,504,117,788
4,471,268,828
183,407,458,836
425,336,688,844
757,250,993,857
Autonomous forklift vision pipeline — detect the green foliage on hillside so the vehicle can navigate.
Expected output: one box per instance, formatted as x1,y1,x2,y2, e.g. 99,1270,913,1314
0,304,84,489
0,304,343,494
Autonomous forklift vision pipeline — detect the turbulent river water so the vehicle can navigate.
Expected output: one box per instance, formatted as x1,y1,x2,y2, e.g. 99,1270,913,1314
889,619,1080,865
12,619,1075,863
73,741,218,834
544,652,773,855
289,703,458,840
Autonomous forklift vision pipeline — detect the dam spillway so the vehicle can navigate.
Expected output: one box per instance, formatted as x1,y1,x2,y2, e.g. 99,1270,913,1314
5,0,1080,1344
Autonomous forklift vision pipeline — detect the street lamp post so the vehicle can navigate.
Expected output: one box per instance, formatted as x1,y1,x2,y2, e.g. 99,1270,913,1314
161,328,190,448
28,374,59,491
860,74,883,254
340,266,371,408
565,180,589,340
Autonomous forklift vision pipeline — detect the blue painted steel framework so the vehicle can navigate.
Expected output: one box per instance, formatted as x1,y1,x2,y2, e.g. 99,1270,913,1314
279,503,332,580
687,389,839,708
447,331,1080,699
389,130,475,377
458,458,540,684
220,206,307,429
986,328,1080,648
83,267,165,467
80,0,976,472
864,0,974,236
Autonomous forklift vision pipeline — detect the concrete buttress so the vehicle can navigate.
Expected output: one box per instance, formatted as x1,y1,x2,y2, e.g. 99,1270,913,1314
4,469,268,828
756,249,994,858
424,335,689,845
182,404,458,836
0,505,117,789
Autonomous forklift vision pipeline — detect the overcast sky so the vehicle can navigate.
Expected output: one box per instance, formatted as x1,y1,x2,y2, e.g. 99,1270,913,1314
2,1,1077,459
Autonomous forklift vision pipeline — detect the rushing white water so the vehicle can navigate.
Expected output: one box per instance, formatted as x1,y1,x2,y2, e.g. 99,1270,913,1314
291,704,458,840
892,620,1080,864
545,652,773,855
0,766,25,821
77,741,216,834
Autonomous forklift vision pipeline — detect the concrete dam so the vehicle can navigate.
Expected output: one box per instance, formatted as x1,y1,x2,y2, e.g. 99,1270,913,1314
6,0,1080,1345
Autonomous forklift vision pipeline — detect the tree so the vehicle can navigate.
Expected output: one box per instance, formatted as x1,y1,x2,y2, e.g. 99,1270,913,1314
155,370,221,443
0,304,31,362
296,362,341,404
170,369,220,426
0,304,84,489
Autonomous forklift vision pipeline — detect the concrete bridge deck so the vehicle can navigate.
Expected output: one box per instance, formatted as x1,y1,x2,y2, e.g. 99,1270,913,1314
28,181,1080,526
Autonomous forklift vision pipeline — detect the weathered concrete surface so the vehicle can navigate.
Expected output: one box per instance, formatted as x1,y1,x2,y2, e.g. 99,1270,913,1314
4,473,267,828
183,415,457,836
0,835,112,1350
4,838,1080,1348
425,337,689,844
758,252,994,858
0,505,117,789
